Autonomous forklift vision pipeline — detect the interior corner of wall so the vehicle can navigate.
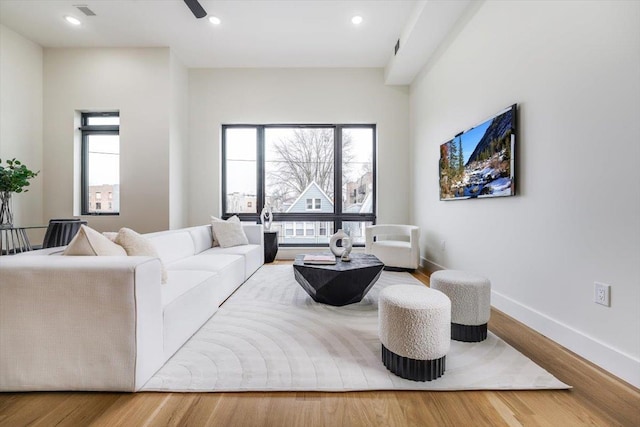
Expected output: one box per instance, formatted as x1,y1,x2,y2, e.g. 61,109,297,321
72,110,82,215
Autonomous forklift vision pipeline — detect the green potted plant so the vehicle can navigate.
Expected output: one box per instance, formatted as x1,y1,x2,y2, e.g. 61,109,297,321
0,158,39,226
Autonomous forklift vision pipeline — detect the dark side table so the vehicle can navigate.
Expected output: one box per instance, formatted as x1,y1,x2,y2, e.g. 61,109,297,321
264,231,278,263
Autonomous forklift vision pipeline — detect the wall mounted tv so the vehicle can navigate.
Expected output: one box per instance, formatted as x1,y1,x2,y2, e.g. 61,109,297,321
439,104,516,200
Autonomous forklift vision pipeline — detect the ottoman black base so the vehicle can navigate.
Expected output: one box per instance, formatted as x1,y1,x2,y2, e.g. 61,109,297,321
452,322,487,342
381,345,446,381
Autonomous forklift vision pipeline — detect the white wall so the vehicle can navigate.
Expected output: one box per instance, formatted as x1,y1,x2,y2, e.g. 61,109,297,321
188,68,410,226
43,48,172,233
0,25,43,233
169,52,189,229
410,1,640,387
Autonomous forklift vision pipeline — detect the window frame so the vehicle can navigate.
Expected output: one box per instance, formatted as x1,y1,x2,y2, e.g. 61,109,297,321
80,112,120,216
222,124,377,247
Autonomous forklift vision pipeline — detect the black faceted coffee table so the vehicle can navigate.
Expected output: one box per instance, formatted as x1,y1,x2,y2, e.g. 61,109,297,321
293,253,384,306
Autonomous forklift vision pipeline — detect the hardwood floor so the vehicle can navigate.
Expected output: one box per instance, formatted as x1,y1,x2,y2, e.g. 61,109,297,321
1,267,638,427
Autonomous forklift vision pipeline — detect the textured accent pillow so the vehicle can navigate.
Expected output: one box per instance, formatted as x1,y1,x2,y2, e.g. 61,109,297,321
210,216,222,247
210,216,249,248
210,215,241,247
115,228,168,284
63,225,127,256
102,232,118,242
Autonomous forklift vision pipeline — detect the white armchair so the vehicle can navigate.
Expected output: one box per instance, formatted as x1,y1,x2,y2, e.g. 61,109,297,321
365,224,420,271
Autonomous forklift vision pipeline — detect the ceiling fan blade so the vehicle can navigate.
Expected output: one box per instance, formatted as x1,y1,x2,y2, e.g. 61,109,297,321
184,0,207,19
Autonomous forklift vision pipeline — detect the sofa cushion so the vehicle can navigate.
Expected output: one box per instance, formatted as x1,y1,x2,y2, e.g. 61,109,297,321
162,272,221,359
63,225,127,256
145,231,195,264
187,225,214,254
161,270,218,307
116,228,168,284
168,254,246,307
200,245,263,280
168,253,243,274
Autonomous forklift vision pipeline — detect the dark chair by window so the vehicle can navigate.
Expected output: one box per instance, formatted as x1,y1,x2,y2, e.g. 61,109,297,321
41,219,88,249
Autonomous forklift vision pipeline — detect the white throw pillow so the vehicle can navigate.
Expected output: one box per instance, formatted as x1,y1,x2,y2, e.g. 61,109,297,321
210,216,249,248
210,215,242,247
63,225,127,256
115,227,168,284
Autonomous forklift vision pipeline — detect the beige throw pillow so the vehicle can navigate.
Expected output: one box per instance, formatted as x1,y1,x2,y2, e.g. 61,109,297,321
115,228,168,284
63,225,127,256
211,215,242,247
102,232,118,242
210,216,249,248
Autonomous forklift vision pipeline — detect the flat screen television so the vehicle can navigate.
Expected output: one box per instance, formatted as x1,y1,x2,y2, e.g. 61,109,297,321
439,104,516,200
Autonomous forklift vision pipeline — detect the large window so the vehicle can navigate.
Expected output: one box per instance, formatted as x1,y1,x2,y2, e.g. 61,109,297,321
80,112,120,215
222,124,376,246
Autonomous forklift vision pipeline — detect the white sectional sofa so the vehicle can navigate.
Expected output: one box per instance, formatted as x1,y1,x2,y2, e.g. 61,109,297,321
0,223,264,392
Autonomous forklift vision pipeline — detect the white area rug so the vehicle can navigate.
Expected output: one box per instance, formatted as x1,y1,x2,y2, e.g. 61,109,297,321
142,265,570,392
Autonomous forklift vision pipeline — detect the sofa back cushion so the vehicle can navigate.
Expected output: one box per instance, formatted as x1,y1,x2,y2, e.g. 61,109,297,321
145,231,195,264
187,225,214,254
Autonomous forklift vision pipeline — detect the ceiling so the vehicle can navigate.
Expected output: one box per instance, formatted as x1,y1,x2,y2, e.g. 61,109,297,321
0,0,475,83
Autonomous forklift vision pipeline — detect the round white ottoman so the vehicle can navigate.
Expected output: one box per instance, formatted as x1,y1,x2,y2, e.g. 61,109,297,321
430,270,491,342
378,285,451,381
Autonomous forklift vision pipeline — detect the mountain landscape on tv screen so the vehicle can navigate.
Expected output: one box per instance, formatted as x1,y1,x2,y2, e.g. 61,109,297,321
440,107,514,200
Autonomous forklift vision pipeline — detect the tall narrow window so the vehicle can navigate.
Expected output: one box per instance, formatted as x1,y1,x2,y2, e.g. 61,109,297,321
81,112,120,215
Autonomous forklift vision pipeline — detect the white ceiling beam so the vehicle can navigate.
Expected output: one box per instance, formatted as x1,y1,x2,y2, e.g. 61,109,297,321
384,0,479,86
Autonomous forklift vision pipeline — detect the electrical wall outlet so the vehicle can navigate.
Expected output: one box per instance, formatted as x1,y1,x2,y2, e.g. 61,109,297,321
594,282,611,307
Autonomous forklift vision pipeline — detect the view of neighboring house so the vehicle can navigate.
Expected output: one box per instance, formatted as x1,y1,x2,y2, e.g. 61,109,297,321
88,184,119,214
278,181,334,245
272,176,373,245
227,192,256,214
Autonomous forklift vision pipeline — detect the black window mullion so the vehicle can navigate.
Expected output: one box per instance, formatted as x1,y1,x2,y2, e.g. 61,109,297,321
334,125,342,232
372,124,377,225
257,126,265,218
81,133,89,214
221,126,228,215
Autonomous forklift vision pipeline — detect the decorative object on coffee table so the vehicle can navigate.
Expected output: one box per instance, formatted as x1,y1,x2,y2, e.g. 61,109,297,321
430,270,491,342
264,231,278,263
260,205,273,231
329,228,348,257
0,158,39,226
293,253,383,306
340,236,352,262
379,284,451,381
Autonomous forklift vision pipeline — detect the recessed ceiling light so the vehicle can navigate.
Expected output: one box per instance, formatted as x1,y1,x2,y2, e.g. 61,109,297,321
351,15,363,25
208,16,221,25
64,15,81,26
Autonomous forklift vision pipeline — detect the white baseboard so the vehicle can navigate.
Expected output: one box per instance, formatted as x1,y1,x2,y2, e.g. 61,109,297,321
420,257,446,274
491,291,640,389
421,257,640,389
